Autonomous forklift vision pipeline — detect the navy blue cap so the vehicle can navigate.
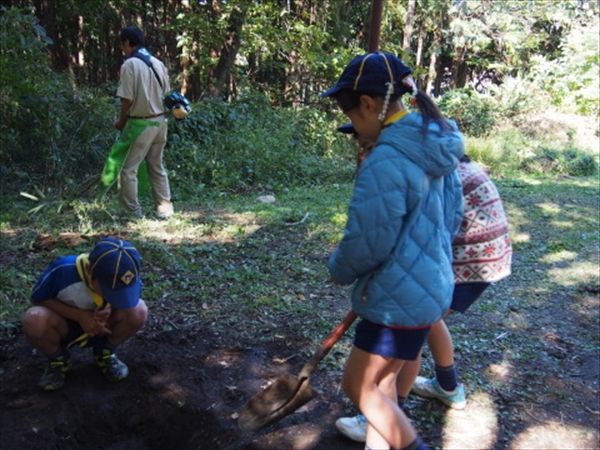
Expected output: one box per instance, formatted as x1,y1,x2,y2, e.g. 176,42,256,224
321,52,413,98
89,238,141,309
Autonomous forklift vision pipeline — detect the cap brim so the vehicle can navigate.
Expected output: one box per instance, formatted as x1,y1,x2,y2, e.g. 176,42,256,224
337,123,355,134
320,84,343,98
99,280,141,309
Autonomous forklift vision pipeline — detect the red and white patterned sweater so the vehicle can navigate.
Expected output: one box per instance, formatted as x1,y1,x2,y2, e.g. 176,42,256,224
453,161,513,283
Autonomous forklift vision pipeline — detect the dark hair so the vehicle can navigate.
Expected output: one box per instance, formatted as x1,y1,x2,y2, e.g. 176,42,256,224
333,88,451,134
120,26,145,47
333,89,400,113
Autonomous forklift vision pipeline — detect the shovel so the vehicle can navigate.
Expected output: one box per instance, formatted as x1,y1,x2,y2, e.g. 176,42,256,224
237,310,358,432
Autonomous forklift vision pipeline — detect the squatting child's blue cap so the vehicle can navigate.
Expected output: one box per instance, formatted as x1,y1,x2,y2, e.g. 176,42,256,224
89,238,141,309
321,51,413,98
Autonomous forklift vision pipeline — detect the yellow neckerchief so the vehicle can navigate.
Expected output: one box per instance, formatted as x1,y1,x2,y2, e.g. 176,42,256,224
383,109,409,128
75,253,108,309
69,254,109,348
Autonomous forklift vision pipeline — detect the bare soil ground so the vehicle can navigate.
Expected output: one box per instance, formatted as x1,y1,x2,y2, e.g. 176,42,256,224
1,285,598,450
1,177,599,450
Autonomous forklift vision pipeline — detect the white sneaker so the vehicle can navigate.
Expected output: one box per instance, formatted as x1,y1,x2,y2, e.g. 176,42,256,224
335,414,368,442
156,210,174,219
411,376,467,409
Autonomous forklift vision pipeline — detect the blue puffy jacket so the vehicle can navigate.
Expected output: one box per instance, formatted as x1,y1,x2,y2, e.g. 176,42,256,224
328,112,464,328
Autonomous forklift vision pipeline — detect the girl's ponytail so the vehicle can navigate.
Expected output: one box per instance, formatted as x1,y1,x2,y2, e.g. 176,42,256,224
413,90,451,133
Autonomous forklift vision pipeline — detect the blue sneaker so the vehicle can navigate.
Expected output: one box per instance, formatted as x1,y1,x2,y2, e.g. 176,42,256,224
411,376,466,409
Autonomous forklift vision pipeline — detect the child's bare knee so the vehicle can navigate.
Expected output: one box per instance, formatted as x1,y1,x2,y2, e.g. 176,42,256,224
22,307,49,335
114,301,148,330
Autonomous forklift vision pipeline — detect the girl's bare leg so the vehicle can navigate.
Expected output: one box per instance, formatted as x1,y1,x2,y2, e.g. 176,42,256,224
343,346,418,449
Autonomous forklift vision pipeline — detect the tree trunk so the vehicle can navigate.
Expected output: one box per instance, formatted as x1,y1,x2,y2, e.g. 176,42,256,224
402,0,416,50
206,4,248,99
416,22,424,66
427,22,443,96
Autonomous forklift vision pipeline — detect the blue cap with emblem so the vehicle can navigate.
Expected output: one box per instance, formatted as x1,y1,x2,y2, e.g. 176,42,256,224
89,238,141,309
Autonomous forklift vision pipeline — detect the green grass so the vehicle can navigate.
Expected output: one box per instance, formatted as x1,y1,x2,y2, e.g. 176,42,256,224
2,174,597,335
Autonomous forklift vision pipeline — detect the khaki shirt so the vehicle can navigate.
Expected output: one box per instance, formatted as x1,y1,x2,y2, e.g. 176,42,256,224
117,56,170,118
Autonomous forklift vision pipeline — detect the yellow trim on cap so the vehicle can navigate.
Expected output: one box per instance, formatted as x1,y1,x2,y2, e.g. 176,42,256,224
381,53,394,86
353,53,373,90
354,53,396,91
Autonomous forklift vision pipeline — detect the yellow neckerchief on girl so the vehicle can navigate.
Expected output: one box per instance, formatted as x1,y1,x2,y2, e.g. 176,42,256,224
69,254,110,348
383,109,409,128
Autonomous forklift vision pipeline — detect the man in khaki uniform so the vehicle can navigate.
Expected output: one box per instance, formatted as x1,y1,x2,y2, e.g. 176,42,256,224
112,26,174,219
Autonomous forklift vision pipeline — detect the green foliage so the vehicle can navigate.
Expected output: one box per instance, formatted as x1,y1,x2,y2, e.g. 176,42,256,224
436,89,496,137
521,147,599,177
466,122,599,179
0,6,52,97
167,92,355,196
528,14,600,116
0,7,115,199
487,75,550,119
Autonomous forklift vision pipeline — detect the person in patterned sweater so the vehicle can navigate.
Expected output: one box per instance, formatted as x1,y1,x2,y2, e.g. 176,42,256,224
396,154,513,409
335,151,513,443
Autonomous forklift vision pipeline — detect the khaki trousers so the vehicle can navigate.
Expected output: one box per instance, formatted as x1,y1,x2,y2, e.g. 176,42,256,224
119,118,173,217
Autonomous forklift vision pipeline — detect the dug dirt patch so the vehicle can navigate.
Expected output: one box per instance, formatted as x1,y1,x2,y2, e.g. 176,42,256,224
1,324,360,450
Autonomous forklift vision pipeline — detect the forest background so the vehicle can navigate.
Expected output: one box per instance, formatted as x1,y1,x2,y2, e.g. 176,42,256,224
1,0,598,204
0,2,599,449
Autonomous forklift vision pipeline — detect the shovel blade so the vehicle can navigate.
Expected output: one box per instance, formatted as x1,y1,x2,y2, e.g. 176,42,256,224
238,373,318,432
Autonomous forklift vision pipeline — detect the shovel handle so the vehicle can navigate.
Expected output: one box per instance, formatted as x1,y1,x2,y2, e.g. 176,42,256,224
297,310,358,379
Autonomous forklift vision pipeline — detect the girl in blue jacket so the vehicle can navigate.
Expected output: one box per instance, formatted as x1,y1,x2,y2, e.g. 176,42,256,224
321,52,465,450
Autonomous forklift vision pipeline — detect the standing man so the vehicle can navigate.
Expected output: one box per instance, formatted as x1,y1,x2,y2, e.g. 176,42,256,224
102,26,174,219
22,238,148,391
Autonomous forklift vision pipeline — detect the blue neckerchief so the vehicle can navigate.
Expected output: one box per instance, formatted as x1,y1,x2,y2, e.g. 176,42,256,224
129,47,163,90
130,47,153,67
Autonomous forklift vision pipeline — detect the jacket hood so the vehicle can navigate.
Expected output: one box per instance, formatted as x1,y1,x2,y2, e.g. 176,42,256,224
376,113,465,177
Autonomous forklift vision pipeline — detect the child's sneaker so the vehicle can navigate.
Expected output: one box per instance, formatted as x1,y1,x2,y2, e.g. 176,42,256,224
411,376,466,409
39,355,71,391
335,414,368,442
94,350,129,382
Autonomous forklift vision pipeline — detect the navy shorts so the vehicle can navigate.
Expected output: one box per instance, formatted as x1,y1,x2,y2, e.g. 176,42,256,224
353,319,430,361
451,282,490,313
62,319,105,349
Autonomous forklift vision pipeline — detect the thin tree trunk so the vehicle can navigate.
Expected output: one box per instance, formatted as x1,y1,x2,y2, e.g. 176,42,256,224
206,5,247,99
402,0,416,50
427,23,443,95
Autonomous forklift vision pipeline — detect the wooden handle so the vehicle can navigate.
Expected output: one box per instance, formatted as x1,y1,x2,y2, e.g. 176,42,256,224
297,310,358,379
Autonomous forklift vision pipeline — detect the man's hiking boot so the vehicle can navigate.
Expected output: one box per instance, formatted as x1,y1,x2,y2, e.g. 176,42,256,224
411,376,466,409
94,350,129,382
39,355,71,391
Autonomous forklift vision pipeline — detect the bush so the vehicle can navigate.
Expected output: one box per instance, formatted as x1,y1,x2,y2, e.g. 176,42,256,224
522,147,599,177
488,75,550,121
436,88,496,137
166,93,355,196
0,7,116,199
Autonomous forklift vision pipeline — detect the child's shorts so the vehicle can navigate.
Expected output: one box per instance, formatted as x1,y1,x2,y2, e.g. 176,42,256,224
451,282,490,313
353,319,430,361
